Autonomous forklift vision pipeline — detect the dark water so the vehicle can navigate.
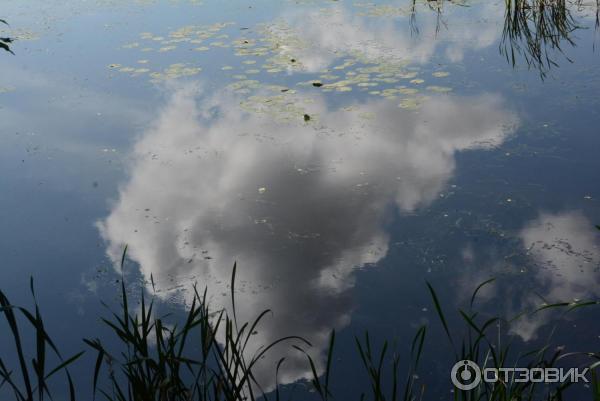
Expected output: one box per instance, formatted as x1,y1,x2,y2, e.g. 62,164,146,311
1,0,599,399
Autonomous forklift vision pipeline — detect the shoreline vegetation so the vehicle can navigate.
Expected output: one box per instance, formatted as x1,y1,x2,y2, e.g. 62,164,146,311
1,251,599,401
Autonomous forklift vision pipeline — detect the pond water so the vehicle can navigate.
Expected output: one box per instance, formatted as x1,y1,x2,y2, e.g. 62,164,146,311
1,0,599,399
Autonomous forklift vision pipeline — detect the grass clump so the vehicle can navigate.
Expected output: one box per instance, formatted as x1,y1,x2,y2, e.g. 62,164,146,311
0,278,83,401
84,255,309,401
426,278,600,401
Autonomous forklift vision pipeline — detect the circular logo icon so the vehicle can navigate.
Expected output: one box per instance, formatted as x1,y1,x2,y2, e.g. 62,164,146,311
451,360,482,390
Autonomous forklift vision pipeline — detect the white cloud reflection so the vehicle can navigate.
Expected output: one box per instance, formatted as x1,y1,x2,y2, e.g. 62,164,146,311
98,84,516,386
267,3,502,73
511,211,600,341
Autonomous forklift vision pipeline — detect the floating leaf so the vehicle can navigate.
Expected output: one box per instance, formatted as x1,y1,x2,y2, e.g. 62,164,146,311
426,85,452,93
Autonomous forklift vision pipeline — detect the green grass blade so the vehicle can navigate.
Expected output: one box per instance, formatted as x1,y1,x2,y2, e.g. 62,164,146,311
470,278,495,309
426,282,454,348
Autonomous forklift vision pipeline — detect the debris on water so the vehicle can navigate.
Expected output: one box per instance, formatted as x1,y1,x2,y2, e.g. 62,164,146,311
432,71,450,77
398,87,418,95
355,3,410,17
303,114,311,121
426,85,452,93
258,187,267,194
398,97,424,110
158,45,177,52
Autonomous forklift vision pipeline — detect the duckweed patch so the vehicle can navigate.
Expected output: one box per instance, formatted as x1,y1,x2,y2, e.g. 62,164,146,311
108,7,455,115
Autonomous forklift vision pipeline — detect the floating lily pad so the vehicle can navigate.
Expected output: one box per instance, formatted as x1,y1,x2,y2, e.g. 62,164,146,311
426,85,452,93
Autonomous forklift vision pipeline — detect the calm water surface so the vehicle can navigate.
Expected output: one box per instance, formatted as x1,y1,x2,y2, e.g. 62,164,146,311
1,0,599,398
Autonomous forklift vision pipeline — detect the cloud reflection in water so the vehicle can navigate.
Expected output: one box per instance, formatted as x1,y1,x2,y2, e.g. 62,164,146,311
512,211,600,341
98,85,517,386
266,3,502,73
